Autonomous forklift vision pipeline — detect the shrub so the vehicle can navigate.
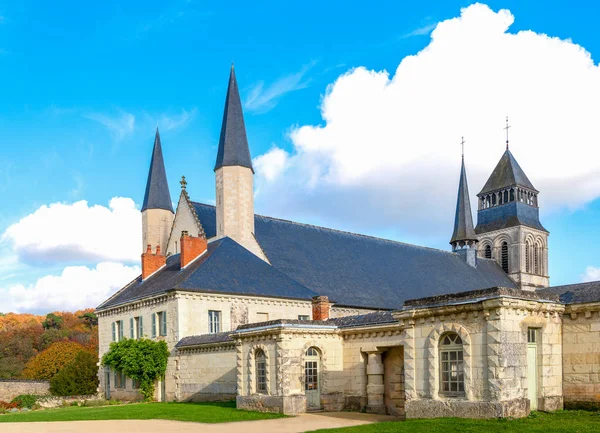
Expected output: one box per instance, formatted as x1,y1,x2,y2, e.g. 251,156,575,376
0,400,18,409
102,338,169,401
11,394,37,409
49,350,99,396
22,341,90,380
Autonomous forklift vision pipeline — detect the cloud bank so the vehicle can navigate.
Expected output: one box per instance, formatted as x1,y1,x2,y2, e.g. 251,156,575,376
254,4,600,239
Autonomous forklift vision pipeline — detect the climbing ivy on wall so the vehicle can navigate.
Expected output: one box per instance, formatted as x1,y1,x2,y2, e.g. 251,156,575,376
101,338,169,400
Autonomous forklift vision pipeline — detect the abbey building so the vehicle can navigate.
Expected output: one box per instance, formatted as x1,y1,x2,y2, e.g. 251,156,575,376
96,66,600,418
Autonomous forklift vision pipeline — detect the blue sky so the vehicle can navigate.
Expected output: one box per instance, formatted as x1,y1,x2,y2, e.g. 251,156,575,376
1,1,600,313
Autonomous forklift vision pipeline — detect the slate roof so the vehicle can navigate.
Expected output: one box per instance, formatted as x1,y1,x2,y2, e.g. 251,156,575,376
538,281,600,304
191,202,516,310
97,237,318,310
142,129,173,213
176,332,234,348
475,201,548,234
450,157,477,245
479,150,537,195
214,65,254,173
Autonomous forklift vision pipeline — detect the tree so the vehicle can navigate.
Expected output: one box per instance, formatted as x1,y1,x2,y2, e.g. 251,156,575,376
50,351,99,396
102,339,169,400
42,313,63,330
78,312,98,329
22,341,89,380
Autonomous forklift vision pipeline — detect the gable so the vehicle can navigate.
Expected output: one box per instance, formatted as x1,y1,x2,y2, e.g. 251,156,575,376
166,192,206,255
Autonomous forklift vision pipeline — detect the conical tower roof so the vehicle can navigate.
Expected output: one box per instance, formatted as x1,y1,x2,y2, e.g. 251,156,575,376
479,149,537,195
214,65,254,173
450,156,477,246
141,128,173,213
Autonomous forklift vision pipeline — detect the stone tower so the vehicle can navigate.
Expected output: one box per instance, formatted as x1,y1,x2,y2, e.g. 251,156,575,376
141,128,174,254
475,148,549,290
214,66,267,261
450,152,478,267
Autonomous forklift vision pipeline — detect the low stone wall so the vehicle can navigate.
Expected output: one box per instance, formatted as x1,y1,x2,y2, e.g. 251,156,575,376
405,398,529,419
236,394,306,415
0,380,50,402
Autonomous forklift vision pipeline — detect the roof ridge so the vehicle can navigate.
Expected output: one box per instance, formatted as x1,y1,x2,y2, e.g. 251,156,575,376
190,201,457,255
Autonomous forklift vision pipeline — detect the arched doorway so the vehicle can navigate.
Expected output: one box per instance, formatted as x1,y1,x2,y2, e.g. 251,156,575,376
305,347,321,410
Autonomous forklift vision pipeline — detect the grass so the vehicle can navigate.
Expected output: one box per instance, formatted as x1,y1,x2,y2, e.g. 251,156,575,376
0,401,286,423
310,411,600,433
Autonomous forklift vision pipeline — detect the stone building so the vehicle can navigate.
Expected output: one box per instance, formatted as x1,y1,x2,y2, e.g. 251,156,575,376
95,66,600,418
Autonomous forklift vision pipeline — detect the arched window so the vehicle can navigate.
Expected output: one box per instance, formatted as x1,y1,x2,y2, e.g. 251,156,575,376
503,190,509,203
510,188,515,202
501,242,509,273
305,347,321,409
440,333,464,395
484,245,492,259
255,349,267,394
525,241,531,273
534,243,540,275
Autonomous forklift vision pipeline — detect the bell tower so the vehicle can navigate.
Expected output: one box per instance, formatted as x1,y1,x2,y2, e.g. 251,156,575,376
475,121,549,290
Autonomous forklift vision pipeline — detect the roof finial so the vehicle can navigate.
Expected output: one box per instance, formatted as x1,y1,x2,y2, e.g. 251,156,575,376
504,116,511,150
180,175,187,190
461,136,465,160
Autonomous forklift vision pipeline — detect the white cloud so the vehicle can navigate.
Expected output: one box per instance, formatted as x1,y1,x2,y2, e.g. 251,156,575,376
84,110,135,141
245,61,316,113
254,3,600,238
402,23,437,38
2,197,141,265
254,147,290,183
582,266,600,283
153,108,197,131
1,262,140,314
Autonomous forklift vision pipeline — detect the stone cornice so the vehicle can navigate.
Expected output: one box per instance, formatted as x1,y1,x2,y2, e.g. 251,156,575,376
95,293,172,317
176,342,235,353
564,302,600,319
173,291,311,308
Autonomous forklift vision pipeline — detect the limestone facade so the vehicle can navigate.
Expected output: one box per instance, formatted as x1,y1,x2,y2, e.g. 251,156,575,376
562,302,600,409
477,226,549,290
215,166,267,261
142,208,174,254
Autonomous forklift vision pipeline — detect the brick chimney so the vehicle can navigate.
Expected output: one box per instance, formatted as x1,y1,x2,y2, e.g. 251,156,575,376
180,231,208,268
312,296,330,321
141,245,166,280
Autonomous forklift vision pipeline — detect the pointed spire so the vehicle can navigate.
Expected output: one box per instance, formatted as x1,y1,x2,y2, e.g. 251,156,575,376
214,65,254,173
141,128,173,213
450,142,478,249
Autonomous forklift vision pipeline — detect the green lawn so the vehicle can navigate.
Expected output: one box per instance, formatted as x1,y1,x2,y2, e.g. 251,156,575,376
310,411,600,433
0,401,285,423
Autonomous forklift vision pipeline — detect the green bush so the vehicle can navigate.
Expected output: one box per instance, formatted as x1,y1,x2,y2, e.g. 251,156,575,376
10,394,37,409
102,338,169,401
49,351,99,396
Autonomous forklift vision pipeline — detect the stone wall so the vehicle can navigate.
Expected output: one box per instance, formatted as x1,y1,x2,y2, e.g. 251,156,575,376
562,303,600,409
142,207,174,255
175,344,237,401
0,380,50,402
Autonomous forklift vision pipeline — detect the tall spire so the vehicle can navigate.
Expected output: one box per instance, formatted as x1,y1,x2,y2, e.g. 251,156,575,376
214,65,254,173
141,128,173,213
450,140,478,250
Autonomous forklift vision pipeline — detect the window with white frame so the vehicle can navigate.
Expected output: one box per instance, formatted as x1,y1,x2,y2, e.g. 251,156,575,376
255,349,267,394
298,315,310,321
439,332,465,395
111,320,124,342
130,316,143,339
152,311,167,338
209,310,221,334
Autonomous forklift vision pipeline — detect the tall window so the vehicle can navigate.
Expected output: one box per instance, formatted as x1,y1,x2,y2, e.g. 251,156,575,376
501,242,509,273
209,310,221,334
152,311,167,338
112,320,124,342
439,333,464,395
305,347,319,391
534,243,540,275
255,349,267,394
114,370,126,389
484,245,492,259
525,241,531,273
130,316,143,339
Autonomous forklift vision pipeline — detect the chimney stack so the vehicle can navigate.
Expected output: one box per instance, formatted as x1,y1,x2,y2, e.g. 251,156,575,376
312,296,330,321
141,244,166,280
180,231,208,268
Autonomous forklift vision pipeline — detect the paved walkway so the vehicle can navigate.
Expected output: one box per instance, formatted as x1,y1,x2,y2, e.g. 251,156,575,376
1,412,396,433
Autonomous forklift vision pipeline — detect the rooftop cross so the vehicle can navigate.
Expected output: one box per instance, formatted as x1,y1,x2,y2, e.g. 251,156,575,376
180,175,187,190
504,116,511,150
461,136,465,159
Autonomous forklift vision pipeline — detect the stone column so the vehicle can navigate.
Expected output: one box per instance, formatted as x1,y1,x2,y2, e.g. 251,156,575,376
366,351,385,414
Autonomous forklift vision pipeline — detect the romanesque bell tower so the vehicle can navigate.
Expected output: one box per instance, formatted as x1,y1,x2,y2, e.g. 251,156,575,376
475,137,549,290
214,66,267,261
141,128,174,254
